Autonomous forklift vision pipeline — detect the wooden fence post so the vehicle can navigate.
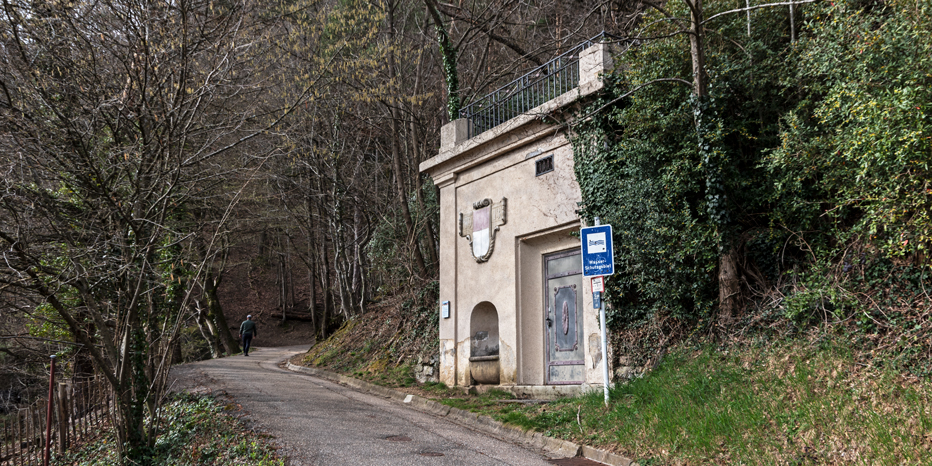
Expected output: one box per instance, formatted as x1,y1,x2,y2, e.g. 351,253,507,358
15,411,22,466
56,383,67,453
34,404,41,466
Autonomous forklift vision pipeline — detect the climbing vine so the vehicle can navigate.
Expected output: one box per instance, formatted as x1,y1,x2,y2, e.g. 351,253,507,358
436,24,460,120
571,0,932,372
423,0,460,121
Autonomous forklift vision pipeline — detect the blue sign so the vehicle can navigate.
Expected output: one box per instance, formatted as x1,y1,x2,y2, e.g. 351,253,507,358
581,224,614,277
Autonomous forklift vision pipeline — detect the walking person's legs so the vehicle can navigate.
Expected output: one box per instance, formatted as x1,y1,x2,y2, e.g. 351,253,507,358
242,333,253,356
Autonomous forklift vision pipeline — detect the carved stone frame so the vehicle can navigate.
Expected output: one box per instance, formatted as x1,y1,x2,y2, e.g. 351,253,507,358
458,197,507,263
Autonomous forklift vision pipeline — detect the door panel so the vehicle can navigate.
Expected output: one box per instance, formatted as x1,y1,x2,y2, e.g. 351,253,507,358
544,250,584,384
548,364,585,382
552,282,579,353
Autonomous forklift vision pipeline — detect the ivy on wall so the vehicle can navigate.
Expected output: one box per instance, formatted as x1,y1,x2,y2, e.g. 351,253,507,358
571,0,931,335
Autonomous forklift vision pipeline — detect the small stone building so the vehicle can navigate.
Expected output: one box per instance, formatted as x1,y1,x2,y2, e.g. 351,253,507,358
420,39,614,397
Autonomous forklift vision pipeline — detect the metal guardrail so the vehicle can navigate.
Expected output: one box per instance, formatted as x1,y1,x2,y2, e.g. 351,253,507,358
460,32,616,139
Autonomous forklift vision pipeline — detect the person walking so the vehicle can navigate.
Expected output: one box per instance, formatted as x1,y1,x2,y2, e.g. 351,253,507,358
239,315,258,356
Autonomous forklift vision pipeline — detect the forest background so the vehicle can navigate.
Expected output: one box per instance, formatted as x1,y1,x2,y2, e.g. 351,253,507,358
0,0,930,463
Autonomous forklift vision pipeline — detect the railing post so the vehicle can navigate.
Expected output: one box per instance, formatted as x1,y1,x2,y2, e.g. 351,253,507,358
440,118,471,150
15,410,22,466
578,42,614,93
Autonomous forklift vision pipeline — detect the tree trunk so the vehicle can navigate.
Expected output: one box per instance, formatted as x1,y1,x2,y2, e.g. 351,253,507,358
684,0,741,322
423,0,460,120
195,301,221,359
686,0,708,98
387,1,429,279
318,207,332,338
416,173,439,272
204,273,238,355
352,206,368,313
718,248,741,324
307,192,318,334
172,337,183,364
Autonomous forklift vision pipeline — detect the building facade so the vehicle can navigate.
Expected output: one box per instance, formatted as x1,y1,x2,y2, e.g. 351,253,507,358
420,41,615,397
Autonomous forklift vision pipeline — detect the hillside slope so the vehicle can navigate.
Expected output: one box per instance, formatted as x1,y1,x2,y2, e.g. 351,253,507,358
293,282,440,386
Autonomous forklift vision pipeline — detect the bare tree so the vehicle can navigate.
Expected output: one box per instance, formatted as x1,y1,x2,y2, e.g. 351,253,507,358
0,0,293,460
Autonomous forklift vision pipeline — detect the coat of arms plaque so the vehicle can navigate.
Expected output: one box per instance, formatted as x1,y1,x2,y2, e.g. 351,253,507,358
459,198,507,263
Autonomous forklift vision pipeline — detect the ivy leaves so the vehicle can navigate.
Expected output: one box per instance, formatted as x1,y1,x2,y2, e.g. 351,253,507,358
769,0,932,257
575,0,931,332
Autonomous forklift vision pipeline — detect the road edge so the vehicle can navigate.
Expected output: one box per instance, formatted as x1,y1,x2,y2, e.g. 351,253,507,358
285,362,638,466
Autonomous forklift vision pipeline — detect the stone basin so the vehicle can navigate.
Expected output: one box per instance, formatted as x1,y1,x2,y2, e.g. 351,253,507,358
469,355,500,384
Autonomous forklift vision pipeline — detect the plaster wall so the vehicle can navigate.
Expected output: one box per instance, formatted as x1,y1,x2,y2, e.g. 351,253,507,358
450,135,581,386
425,42,615,390
437,178,458,387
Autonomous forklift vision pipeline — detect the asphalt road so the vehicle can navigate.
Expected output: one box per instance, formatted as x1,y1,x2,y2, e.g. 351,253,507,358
169,345,559,466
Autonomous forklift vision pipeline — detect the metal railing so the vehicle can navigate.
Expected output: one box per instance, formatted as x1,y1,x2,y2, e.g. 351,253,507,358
460,32,615,139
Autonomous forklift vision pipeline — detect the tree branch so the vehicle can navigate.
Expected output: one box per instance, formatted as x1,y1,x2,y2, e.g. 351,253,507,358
703,0,817,25
434,3,544,67
570,78,694,126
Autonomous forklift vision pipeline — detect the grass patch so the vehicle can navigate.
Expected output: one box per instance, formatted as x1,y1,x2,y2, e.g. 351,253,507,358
426,339,931,465
55,394,284,465
432,389,547,432
507,340,931,465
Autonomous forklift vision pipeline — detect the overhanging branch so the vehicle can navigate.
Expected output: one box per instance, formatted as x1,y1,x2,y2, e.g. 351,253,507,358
703,0,817,25
570,78,693,126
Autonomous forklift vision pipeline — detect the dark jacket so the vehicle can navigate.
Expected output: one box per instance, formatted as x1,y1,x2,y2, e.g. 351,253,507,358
239,319,257,336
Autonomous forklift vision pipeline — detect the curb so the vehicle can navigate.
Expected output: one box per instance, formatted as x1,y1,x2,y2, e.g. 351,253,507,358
285,362,637,466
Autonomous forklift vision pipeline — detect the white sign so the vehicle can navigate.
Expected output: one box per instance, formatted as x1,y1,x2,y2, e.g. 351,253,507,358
587,232,607,253
581,224,614,277
591,276,604,293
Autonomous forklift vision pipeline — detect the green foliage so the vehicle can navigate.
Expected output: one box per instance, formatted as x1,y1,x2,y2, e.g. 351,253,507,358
781,264,857,325
572,0,932,337
470,342,932,465
767,0,932,257
55,394,284,465
572,3,797,324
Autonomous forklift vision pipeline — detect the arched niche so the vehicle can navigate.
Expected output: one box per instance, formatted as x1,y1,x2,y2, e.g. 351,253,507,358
470,302,500,357
469,302,500,384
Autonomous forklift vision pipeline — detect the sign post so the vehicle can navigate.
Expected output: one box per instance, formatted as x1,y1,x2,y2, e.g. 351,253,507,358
581,218,614,406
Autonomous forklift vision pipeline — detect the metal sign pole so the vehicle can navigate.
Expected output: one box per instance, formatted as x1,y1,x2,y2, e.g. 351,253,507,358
592,218,609,406
582,217,614,406
600,296,609,406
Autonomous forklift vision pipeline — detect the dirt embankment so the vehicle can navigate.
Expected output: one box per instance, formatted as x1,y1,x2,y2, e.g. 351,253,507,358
291,282,440,386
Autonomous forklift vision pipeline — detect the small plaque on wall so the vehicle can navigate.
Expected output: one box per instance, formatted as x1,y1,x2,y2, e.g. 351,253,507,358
441,301,451,319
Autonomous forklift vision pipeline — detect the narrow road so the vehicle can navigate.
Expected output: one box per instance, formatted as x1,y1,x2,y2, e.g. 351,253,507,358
169,345,559,466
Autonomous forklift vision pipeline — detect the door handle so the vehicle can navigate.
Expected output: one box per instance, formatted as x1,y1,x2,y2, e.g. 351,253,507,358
546,317,553,327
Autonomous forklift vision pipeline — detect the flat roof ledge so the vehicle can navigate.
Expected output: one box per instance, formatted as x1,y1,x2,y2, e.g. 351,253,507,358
421,41,614,177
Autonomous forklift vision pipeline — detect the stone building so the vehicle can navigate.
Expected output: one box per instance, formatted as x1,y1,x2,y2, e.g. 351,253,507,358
419,38,615,397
